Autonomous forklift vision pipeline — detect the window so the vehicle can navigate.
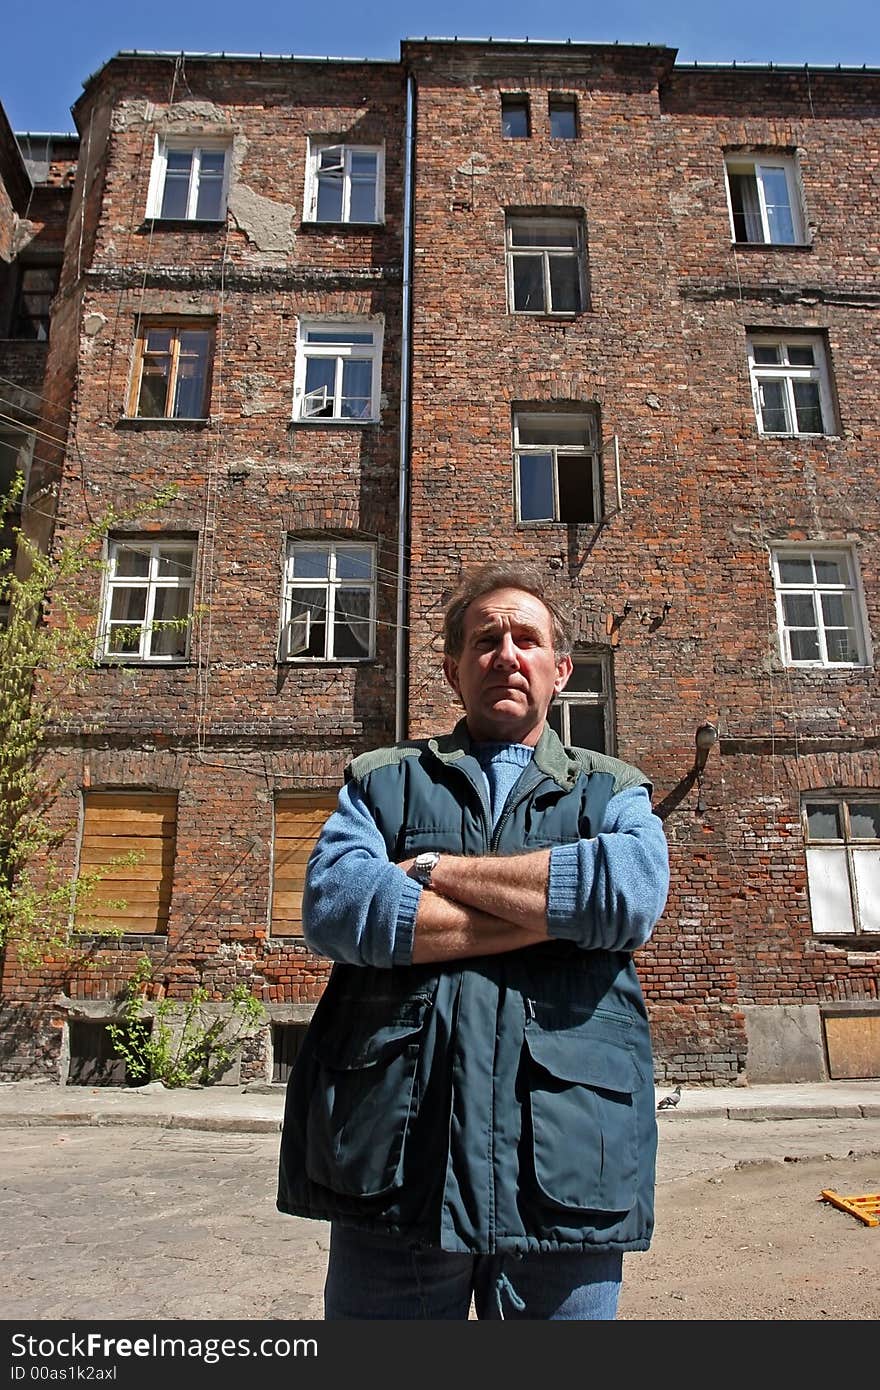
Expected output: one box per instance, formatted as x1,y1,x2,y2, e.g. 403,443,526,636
77,791,178,935
514,410,600,524
146,140,229,221
99,538,195,662
771,548,867,667
747,334,834,436
549,96,577,140
725,154,805,245
128,320,214,420
506,216,585,315
803,795,880,935
271,794,337,936
501,95,530,139
546,655,612,752
293,321,382,422
281,540,376,660
11,261,61,340
305,141,384,223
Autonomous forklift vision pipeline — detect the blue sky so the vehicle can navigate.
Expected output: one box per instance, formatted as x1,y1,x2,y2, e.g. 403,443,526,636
2,0,877,133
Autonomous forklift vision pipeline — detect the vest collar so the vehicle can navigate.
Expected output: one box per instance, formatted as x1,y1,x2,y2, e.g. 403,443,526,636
428,719,581,790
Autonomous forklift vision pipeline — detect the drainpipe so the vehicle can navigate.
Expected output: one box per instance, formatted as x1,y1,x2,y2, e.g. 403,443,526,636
395,71,416,743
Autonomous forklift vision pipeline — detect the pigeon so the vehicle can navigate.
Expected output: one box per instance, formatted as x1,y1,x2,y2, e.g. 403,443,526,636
656,1084,682,1111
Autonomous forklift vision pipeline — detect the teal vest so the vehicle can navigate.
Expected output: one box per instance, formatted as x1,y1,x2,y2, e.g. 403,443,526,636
277,723,659,1255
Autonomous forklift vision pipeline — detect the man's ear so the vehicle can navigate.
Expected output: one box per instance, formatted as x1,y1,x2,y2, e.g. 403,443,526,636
554,653,574,694
443,654,461,699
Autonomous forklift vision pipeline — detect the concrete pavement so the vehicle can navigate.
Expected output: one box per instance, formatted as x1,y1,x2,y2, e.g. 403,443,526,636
1,1075,879,1132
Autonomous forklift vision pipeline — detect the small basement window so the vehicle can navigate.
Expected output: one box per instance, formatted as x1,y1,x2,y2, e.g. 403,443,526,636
272,1022,309,1083
67,1019,151,1087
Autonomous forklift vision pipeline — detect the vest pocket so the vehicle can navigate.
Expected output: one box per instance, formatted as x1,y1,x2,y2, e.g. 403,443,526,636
305,998,429,1198
522,1013,642,1213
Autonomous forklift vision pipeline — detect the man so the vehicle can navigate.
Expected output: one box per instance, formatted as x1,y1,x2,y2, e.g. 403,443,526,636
277,563,670,1320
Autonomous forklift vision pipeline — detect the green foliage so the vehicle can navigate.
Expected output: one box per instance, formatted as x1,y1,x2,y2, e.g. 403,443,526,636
0,474,182,965
106,957,267,1088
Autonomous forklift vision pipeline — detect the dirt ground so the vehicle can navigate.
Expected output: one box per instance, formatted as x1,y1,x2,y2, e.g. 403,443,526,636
0,1125,878,1322
619,1153,880,1320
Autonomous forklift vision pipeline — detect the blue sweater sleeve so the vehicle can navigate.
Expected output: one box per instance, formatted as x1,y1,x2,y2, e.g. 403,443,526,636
302,782,422,968
547,785,670,951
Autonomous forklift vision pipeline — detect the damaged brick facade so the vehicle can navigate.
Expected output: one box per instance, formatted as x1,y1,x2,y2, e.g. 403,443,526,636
0,40,877,1085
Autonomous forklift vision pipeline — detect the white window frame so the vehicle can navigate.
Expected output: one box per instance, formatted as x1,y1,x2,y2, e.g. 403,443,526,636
304,141,384,224
505,215,585,316
513,409,601,524
803,794,880,936
280,539,377,662
98,538,196,663
547,653,613,753
146,138,230,221
771,546,869,668
747,333,835,437
292,319,383,423
724,154,805,245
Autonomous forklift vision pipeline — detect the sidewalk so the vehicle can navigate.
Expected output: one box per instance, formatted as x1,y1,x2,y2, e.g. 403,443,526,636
0,1076,879,1133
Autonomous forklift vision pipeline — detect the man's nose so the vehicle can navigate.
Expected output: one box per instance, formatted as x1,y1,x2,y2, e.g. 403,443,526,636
493,632,519,668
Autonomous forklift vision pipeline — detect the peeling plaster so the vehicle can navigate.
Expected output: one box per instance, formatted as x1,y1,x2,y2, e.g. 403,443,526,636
229,184,296,253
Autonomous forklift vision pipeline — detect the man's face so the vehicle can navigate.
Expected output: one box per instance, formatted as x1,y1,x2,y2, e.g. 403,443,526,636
443,587,573,746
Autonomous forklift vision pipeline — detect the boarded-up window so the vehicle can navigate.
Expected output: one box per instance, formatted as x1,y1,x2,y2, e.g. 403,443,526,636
77,792,177,935
271,793,336,937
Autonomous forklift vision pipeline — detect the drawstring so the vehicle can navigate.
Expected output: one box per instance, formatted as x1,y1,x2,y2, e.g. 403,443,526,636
494,1266,526,1319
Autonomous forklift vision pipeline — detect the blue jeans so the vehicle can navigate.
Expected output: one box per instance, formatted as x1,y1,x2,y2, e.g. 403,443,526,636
324,1223,623,1320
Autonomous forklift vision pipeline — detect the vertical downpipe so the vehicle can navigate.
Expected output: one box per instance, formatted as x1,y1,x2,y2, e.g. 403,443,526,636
395,73,416,742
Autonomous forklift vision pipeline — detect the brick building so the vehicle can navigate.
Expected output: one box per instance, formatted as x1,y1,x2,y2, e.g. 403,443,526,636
0,39,877,1085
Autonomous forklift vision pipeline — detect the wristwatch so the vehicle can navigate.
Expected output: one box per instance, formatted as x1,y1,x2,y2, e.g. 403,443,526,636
412,851,441,888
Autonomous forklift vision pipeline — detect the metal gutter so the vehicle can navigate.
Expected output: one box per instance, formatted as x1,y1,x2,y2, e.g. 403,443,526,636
394,70,416,744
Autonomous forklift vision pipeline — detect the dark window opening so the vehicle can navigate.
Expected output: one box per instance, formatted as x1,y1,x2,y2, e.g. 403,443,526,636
67,1019,151,1087
272,1022,309,1083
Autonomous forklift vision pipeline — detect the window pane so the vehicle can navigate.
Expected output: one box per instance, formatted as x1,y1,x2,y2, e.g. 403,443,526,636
502,100,529,138
546,705,563,738
806,847,855,933
548,255,581,312
517,454,554,521
340,359,373,418
349,152,378,177
318,147,344,173
782,594,816,626
789,628,821,661
822,592,858,662
728,170,762,242
113,545,151,579
512,255,545,311
792,380,823,433
157,547,194,580
333,587,372,657
777,555,814,584
288,589,327,657
787,345,815,367
849,803,880,840
334,547,373,581
549,102,576,139
150,586,191,656
510,219,578,249
160,153,192,218
107,621,143,655
568,702,605,752
760,167,795,244
517,414,592,448
109,587,147,622
137,367,169,417
348,179,377,222
758,379,788,432
306,331,374,345
303,357,337,415
558,455,595,522
753,344,781,365
852,851,880,931
290,548,330,579
566,662,604,694
173,332,211,417
813,556,845,585
806,803,841,840
316,175,344,222
195,157,225,219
